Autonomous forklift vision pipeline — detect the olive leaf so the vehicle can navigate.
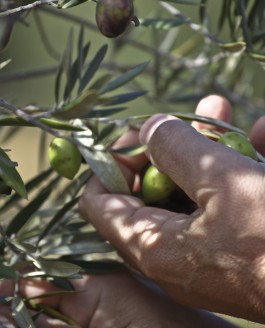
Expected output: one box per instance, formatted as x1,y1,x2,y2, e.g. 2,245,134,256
0,259,17,280
5,177,60,237
33,259,82,277
12,296,36,328
0,148,27,199
0,295,13,305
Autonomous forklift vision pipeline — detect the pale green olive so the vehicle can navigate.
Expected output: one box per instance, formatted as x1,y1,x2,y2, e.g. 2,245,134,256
48,138,81,180
218,131,258,161
142,165,175,205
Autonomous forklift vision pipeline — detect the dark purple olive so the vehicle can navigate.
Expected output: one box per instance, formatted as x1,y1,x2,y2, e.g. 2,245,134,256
95,0,135,38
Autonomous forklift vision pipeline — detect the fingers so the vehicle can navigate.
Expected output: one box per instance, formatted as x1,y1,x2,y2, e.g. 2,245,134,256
140,113,255,205
249,115,265,156
112,129,148,172
192,95,232,131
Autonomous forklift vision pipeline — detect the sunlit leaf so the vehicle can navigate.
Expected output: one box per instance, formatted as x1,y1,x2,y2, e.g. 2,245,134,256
0,116,84,131
33,259,81,277
60,0,88,9
12,296,36,328
41,231,114,256
219,41,246,53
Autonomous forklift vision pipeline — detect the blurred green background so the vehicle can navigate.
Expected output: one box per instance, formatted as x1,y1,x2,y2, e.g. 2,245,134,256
0,2,265,326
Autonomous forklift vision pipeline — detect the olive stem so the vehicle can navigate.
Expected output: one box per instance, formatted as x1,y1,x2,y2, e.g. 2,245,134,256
131,16,140,27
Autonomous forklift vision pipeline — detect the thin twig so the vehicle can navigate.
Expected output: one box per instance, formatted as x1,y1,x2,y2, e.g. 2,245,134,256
0,0,57,17
0,99,88,149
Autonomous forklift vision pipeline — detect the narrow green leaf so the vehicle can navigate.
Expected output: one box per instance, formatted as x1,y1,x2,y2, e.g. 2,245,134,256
37,197,79,244
0,259,17,280
61,0,88,9
111,144,147,157
54,51,65,106
140,17,188,29
0,116,84,131
49,277,74,291
33,259,81,277
0,148,27,199
5,177,59,237
219,41,246,53
74,125,130,194
83,106,127,118
79,44,108,94
42,235,114,256
54,89,99,119
89,73,112,90
100,61,149,94
29,302,81,327
0,168,53,214
63,28,74,103
104,91,148,106
249,53,265,63
12,296,36,328
0,295,13,305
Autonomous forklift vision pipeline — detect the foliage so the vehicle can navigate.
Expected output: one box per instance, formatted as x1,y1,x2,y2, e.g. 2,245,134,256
0,0,264,326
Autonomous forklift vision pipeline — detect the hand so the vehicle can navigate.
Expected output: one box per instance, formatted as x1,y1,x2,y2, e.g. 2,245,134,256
79,95,265,324
0,269,237,328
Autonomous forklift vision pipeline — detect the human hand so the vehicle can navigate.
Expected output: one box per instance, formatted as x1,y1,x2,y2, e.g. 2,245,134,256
0,269,237,328
79,95,265,324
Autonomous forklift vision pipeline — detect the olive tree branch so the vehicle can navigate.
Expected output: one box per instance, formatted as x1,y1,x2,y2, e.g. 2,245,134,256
0,99,88,149
0,0,57,17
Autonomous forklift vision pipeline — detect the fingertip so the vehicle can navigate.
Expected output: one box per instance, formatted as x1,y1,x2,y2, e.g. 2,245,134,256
192,95,232,132
249,116,265,156
139,114,179,146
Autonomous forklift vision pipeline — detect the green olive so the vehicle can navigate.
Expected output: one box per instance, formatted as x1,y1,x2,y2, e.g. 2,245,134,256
95,0,134,38
218,131,258,161
142,165,175,205
48,138,82,180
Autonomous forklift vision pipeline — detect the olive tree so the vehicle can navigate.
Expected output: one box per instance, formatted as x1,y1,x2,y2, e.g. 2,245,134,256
0,1,264,326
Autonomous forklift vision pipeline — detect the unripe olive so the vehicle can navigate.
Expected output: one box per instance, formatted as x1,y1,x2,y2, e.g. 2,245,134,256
48,138,82,180
142,165,175,205
95,0,134,38
218,131,258,161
